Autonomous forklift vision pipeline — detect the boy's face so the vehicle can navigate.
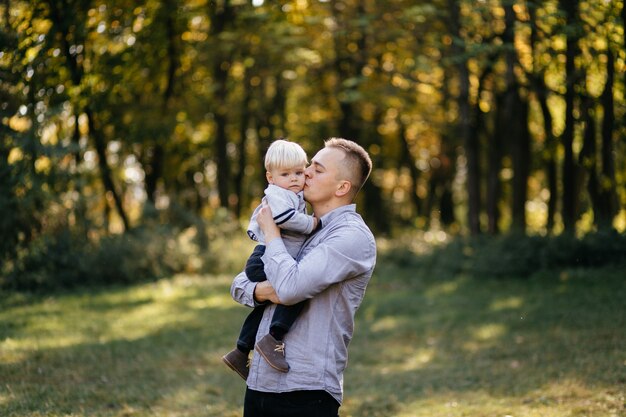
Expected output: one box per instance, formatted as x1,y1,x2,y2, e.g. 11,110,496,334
267,165,306,193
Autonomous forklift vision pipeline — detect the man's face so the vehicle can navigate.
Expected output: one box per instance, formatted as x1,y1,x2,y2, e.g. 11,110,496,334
267,165,306,193
304,147,345,203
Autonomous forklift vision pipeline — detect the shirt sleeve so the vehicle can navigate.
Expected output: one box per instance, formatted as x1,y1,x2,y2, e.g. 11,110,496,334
261,223,376,305
265,186,315,235
230,271,260,308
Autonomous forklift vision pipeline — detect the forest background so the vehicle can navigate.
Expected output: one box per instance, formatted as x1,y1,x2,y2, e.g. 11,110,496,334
1,0,626,291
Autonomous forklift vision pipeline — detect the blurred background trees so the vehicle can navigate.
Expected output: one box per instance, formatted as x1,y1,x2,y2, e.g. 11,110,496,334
1,0,625,289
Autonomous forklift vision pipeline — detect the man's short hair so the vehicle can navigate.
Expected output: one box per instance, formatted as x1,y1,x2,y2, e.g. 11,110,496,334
264,139,308,172
324,137,372,198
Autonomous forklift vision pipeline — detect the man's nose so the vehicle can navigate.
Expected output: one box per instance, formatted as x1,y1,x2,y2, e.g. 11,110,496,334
304,166,312,178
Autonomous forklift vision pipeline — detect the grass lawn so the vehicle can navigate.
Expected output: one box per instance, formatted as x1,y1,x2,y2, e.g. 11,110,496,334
1,261,624,416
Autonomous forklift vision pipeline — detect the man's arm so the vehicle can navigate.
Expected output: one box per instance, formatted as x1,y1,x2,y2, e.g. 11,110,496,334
256,204,376,305
253,280,280,304
230,271,281,307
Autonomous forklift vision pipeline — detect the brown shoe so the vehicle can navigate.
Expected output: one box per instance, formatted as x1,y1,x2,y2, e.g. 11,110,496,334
222,349,249,381
254,334,290,373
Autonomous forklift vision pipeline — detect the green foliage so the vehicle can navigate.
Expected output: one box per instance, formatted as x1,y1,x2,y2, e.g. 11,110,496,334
383,231,626,279
3,224,215,293
2,227,176,292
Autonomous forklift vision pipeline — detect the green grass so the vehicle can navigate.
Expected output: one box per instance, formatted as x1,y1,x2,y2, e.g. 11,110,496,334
1,262,624,416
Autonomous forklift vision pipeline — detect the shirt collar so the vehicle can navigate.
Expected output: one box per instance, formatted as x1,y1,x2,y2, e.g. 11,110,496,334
317,204,356,229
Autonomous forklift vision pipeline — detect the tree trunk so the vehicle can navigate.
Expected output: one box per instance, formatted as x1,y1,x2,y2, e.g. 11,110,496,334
511,96,530,233
529,4,557,233
209,0,234,209
448,0,480,234
538,95,558,233
439,68,458,228
502,3,529,234
622,3,626,91
560,0,580,234
398,121,422,220
85,107,130,231
488,97,503,235
145,0,178,205
579,98,599,225
48,0,129,231
234,69,252,218
598,47,617,229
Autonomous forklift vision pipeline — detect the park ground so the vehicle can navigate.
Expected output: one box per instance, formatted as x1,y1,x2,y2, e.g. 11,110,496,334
1,254,625,417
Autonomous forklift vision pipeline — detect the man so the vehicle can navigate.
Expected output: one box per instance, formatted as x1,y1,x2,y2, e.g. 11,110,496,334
229,137,377,417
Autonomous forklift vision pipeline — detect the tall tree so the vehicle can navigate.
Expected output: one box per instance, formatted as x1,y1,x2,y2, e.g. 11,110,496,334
527,2,558,233
208,0,235,209
329,0,389,233
447,0,480,234
559,0,581,234
46,0,130,231
502,3,530,233
597,47,617,228
144,0,180,206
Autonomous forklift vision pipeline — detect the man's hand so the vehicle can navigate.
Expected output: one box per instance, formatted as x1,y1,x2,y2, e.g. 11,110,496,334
257,203,281,243
254,280,281,304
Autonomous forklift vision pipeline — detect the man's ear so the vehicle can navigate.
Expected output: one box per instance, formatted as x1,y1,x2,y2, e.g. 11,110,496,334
266,171,274,184
335,180,352,197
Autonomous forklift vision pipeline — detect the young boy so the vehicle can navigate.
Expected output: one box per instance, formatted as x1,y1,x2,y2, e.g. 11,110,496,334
222,139,318,380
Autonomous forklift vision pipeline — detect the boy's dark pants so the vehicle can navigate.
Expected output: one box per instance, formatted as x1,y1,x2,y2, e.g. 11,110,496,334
237,245,306,353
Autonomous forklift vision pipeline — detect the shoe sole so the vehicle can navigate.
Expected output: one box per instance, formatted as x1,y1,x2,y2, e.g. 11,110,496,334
254,345,290,373
221,355,249,381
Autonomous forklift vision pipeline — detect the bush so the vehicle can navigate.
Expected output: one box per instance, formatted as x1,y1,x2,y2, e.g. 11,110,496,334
381,230,626,279
2,229,89,291
86,226,190,286
3,225,195,292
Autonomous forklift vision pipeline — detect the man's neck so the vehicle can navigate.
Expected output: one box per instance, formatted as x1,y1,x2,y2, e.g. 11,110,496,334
311,200,350,218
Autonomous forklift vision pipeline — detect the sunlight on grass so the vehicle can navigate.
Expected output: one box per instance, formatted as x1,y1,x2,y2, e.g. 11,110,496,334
473,323,507,341
105,302,197,343
402,348,436,370
0,275,239,355
188,293,234,310
370,316,401,333
346,377,625,417
0,339,27,364
490,296,523,311
462,323,508,353
424,278,462,297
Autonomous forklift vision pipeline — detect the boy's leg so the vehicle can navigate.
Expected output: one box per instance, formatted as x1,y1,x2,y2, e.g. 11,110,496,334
222,305,265,380
269,300,307,340
254,301,307,373
237,305,265,353
223,244,266,380
245,245,266,282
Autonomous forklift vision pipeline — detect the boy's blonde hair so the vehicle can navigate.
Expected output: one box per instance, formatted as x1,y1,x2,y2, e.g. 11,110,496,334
264,139,308,171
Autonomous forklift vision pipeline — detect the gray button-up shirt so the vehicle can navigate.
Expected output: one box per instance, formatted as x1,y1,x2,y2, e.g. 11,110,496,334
230,204,376,404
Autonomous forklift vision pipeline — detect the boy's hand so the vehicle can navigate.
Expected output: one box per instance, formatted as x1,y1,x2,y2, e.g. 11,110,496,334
257,203,281,243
